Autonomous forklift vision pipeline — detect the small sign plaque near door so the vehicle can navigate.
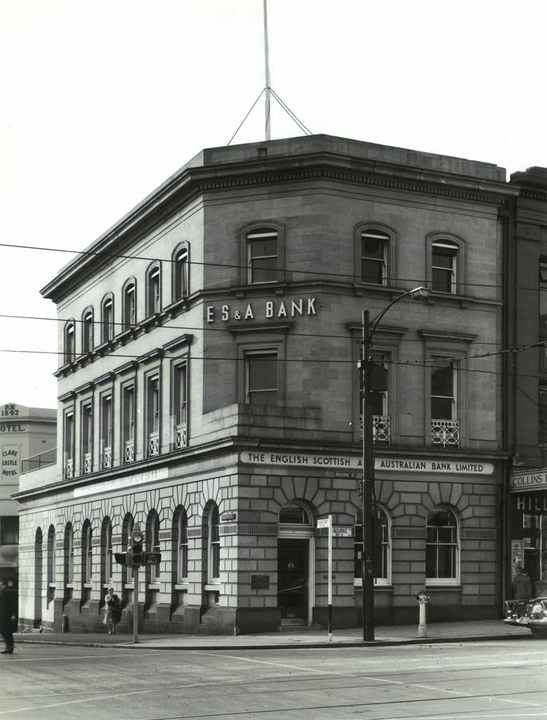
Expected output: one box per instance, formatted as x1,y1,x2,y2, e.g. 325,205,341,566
251,574,270,590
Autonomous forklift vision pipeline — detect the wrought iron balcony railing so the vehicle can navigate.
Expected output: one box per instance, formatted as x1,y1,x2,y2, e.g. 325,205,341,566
102,446,112,469
83,452,92,474
148,431,160,457
124,439,135,463
372,415,391,444
431,418,460,447
175,423,188,450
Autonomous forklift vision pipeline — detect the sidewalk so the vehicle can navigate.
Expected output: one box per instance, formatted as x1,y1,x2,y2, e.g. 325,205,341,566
14,619,533,650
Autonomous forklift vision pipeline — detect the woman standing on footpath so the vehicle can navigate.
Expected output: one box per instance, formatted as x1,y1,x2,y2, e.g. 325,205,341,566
103,587,121,635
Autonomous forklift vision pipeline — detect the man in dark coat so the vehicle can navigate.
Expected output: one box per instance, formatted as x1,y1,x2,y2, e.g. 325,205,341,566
0,579,17,655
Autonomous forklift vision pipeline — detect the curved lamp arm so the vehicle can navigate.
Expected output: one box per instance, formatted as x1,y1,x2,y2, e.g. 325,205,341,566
368,286,428,338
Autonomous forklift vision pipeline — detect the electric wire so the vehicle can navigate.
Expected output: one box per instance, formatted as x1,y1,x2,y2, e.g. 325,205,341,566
269,87,312,135
0,239,542,292
227,88,266,145
0,311,508,347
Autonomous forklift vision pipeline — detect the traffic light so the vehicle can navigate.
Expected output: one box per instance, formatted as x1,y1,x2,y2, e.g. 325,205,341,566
131,525,144,567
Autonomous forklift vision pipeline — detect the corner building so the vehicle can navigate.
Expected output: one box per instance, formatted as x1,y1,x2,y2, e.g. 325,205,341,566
17,135,509,633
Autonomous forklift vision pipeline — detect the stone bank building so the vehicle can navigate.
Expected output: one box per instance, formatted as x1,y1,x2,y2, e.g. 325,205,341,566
16,135,509,633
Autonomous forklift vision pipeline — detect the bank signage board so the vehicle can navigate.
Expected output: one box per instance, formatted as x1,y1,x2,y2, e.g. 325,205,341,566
239,451,494,475
206,296,318,324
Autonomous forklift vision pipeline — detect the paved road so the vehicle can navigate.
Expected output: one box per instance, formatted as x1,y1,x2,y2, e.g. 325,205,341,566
1,639,547,719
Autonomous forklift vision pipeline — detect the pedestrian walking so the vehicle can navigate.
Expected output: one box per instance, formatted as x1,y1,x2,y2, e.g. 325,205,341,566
104,587,121,634
512,564,533,600
0,579,17,655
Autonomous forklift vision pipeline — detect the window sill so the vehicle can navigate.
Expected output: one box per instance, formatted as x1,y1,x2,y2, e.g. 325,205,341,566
146,583,160,591
174,582,189,591
353,579,392,588
425,580,461,588
204,582,221,591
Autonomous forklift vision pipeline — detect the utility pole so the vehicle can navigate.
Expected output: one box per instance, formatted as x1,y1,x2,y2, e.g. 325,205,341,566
359,287,429,642
361,309,376,641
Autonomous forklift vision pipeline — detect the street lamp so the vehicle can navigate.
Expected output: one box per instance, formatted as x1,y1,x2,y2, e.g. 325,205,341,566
360,286,428,641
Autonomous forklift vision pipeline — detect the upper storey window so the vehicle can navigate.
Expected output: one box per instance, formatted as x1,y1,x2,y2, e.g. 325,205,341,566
123,279,136,330
146,263,162,316
64,322,75,363
360,231,388,284
173,243,190,301
82,308,94,353
101,295,114,343
539,262,547,338
247,229,279,284
432,240,458,294
245,350,278,404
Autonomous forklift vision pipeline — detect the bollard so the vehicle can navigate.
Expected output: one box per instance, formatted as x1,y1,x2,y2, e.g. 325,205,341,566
416,590,430,637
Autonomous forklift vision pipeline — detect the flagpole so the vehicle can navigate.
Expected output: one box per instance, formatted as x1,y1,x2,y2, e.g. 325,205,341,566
263,0,271,141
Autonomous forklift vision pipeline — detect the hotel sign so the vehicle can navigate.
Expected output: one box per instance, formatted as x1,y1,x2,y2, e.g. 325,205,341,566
206,296,318,323
510,470,547,492
1,446,19,479
240,451,494,475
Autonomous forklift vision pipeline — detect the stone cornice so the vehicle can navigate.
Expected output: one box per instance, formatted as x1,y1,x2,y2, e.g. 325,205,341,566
41,151,513,304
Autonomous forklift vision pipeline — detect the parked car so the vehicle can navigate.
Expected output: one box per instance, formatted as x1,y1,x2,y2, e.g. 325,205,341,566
504,597,547,636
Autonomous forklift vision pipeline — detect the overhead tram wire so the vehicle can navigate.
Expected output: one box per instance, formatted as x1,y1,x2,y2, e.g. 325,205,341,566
0,240,540,292
1,342,546,381
0,311,508,347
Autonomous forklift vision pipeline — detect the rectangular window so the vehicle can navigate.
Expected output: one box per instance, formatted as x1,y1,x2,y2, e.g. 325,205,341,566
173,362,188,449
81,402,93,474
247,230,278,284
354,509,390,585
245,351,278,404
360,231,387,285
432,242,457,293
101,395,113,469
0,517,18,545
431,359,455,420
177,515,188,581
369,353,388,416
64,411,74,479
122,385,135,463
540,262,547,338
82,311,94,353
147,375,160,457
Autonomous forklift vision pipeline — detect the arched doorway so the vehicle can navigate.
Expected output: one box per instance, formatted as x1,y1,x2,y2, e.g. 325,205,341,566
277,505,314,626
34,528,43,628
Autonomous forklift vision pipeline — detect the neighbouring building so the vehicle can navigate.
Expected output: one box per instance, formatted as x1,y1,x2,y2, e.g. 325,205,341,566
505,167,547,597
0,403,56,588
16,135,511,633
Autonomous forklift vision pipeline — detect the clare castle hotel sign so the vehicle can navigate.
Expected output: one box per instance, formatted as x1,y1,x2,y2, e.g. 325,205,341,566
207,296,318,323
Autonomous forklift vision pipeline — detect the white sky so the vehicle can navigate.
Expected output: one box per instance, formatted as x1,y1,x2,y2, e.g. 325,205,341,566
1,0,546,409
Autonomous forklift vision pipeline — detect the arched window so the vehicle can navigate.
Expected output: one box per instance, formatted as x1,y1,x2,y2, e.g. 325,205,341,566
64,522,74,587
247,228,279,284
101,517,113,587
81,307,94,354
205,503,220,583
121,513,134,584
82,520,93,584
146,509,160,582
279,505,310,524
64,321,75,363
432,239,459,294
426,508,459,584
354,506,392,586
122,278,137,330
174,507,188,582
47,525,56,603
146,262,162,316
101,294,115,343
173,243,190,301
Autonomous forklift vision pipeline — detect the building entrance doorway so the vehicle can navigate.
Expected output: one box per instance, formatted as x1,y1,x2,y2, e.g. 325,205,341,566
277,539,308,621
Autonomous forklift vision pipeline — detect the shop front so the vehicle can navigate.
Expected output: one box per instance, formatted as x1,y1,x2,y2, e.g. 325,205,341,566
510,469,547,596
